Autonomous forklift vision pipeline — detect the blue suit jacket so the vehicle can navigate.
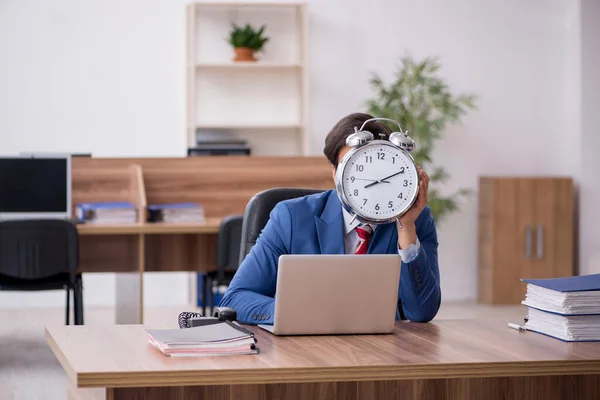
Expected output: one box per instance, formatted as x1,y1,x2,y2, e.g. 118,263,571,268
219,190,441,324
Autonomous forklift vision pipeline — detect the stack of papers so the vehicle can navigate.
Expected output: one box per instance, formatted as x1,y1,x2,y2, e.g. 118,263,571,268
146,321,258,357
75,202,137,224
521,274,600,342
147,203,205,223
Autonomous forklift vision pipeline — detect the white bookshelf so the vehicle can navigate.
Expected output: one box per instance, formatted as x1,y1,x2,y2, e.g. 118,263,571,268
186,1,309,155
196,61,303,70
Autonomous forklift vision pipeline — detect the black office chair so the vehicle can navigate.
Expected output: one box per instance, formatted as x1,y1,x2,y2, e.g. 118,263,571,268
238,187,407,320
204,215,243,315
0,219,83,325
238,188,325,264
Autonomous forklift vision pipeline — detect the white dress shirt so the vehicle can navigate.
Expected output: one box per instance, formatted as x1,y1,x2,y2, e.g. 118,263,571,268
342,208,420,262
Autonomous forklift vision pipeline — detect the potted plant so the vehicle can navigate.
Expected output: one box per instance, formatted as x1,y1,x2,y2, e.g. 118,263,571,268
366,54,478,223
228,23,269,62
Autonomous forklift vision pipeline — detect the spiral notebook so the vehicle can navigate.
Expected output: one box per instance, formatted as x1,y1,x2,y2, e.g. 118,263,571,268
146,321,259,357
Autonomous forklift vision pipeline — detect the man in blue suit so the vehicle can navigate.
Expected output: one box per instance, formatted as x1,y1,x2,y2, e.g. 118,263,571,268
219,113,441,324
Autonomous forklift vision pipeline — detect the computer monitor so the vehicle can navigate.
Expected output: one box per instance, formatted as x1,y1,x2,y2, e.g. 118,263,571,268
0,154,71,220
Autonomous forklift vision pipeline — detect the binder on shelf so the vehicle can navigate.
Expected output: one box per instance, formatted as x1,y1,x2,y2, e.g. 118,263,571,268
189,134,251,156
188,141,251,156
75,201,137,224
520,274,600,342
147,203,205,223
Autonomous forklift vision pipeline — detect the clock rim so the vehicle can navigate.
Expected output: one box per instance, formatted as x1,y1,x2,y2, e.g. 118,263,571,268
334,140,420,225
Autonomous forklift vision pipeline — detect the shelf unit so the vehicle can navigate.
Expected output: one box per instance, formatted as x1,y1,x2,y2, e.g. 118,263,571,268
186,1,309,155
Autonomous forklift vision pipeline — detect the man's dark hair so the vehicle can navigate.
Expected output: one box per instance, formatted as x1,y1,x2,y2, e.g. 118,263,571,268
323,112,393,167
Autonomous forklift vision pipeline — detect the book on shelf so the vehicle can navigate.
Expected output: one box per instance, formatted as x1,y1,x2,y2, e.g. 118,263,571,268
146,321,259,357
521,274,600,342
147,203,205,223
75,201,137,224
189,134,251,156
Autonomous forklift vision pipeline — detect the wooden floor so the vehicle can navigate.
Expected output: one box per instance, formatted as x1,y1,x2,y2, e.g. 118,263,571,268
0,303,526,400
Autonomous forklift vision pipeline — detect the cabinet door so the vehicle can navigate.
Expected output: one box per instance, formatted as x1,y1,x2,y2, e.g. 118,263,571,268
516,179,536,301
531,179,557,279
491,178,523,304
526,178,574,282
543,178,574,278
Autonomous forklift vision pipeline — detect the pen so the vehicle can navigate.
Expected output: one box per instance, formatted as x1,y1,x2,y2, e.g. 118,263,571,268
508,322,526,331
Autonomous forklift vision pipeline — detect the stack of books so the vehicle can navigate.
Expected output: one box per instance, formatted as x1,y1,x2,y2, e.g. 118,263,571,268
521,274,600,342
147,203,205,223
75,201,137,224
188,139,251,156
146,321,259,357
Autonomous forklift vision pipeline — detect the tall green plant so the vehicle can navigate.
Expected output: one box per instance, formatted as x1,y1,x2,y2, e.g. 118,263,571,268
366,55,477,223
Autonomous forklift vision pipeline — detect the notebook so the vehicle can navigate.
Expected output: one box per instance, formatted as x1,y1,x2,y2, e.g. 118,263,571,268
146,321,259,357
147,203,205,223
75,201,137,224
522,274,600,315
520,274,600,342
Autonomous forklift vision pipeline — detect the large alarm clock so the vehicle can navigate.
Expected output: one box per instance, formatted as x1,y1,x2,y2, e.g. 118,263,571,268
335,117,419,225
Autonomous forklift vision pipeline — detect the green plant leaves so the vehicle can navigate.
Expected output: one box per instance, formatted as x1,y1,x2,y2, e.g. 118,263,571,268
228,22,269,52
365,54,478,223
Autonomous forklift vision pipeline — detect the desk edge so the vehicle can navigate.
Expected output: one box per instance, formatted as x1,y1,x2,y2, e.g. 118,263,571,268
45,327,79,386
74,360,600,388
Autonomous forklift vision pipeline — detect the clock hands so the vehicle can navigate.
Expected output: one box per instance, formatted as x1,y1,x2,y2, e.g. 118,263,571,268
364,170,405,189
353,178,391,183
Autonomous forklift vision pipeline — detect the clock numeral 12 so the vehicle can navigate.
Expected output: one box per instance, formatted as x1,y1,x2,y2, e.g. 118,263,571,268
377,152,385,160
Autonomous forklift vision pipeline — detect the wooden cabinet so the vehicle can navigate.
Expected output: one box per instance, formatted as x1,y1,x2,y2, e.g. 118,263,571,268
478,177,575,304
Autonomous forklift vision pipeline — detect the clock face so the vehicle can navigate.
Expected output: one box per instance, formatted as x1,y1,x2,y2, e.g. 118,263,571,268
337,141,419,223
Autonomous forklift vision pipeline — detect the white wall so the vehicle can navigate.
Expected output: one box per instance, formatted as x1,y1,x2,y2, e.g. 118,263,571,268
579,0,600,275
0,0,592,308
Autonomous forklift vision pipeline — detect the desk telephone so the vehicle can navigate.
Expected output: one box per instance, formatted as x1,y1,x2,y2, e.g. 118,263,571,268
178,307,237,329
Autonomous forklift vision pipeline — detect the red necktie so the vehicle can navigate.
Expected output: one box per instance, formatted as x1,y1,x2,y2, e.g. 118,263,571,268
354,224,373,254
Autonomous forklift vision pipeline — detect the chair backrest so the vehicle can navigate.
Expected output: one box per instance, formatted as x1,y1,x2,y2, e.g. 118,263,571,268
239,188,325,265
0,219,78,280
216,215,244,274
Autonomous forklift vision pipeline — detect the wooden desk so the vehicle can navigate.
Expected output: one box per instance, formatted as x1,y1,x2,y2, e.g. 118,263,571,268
71,157,333,325
77,220,221,236
46,319,600,400
76,220,221,325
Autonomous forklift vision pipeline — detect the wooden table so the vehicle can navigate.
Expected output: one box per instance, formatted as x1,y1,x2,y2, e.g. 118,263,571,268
46,319,600,400
76,221,221,236
70,156,334,325
77,220,221,325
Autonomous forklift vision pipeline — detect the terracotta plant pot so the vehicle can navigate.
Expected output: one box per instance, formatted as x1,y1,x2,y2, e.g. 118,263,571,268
233,47,257,62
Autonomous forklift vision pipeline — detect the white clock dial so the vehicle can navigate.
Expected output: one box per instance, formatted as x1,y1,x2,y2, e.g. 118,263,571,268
339,141,419,222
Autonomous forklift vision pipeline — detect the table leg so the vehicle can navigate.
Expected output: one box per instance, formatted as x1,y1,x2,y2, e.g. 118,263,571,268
115,234,144,325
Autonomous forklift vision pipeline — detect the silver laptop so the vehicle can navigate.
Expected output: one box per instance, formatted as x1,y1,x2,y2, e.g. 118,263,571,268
258,254,401,335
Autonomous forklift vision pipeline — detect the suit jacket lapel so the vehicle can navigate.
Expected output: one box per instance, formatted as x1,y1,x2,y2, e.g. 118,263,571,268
368,221,398,254
315,191,345,254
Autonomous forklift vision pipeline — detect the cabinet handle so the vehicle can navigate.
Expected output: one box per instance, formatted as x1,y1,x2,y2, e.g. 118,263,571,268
525,226,532,259
537,224,543,259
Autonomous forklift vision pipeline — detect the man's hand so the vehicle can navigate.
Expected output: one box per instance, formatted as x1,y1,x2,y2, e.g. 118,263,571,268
396,167,429,249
